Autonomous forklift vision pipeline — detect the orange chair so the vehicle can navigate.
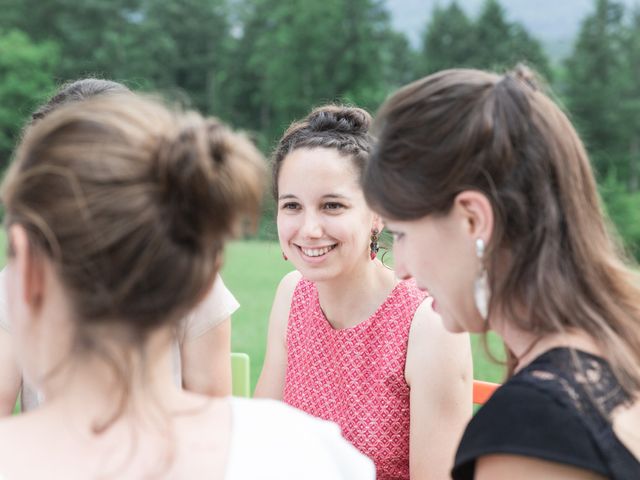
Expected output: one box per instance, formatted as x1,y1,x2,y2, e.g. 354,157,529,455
473,379,500,405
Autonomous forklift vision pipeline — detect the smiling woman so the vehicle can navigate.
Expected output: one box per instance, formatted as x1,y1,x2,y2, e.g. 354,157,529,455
255,105,473,480
276,147,372,281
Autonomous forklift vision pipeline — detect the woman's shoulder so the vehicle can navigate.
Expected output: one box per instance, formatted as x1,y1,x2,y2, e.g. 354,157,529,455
0,412,50,473
396,278,429,301
271,270,306,312
379,279,429,320
181,274,239,338
226,398,374,480
275,270,305,298
452,377,608,479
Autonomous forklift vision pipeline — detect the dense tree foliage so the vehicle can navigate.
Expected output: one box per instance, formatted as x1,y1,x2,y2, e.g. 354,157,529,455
225,0,413,145
0,0,637,255
420,0,551,79
564,0,640,255
0,30,58,164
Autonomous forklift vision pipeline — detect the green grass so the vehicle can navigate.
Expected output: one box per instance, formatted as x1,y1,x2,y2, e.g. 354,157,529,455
222,241,296,390
0,235,506,393
222,240,506,392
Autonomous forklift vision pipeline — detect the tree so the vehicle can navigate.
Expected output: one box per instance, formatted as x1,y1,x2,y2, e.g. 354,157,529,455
133,0,232,114
473,0,551,78
0,29,58,168
564,0,640,258
380,30,418,89
565,0,626,178
227,0,410,145
421,2,474,74
599,173,640,258
420,0,551,79
0,0,143,80
619,7,640,191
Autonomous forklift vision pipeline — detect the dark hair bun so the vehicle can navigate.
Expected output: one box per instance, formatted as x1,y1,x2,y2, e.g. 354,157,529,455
272,103,374,199
307,105,371,135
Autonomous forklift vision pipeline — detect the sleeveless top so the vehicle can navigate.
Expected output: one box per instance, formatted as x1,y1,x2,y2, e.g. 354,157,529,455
453,347,640,479
283,278,428,480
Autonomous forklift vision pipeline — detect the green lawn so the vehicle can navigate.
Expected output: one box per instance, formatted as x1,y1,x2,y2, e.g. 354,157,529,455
0,236,506,392
222,241,506,393
222,241,296,390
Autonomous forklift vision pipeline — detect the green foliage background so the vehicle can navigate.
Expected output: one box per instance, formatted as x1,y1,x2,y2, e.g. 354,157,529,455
0,0,638,257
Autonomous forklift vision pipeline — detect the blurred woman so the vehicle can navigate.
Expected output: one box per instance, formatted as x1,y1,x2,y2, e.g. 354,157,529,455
0,93,373,478
0,79,238,415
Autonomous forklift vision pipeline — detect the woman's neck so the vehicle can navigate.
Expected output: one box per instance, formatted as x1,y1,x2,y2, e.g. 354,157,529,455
37,326,186,431
494,320,601,373
315,259,397,329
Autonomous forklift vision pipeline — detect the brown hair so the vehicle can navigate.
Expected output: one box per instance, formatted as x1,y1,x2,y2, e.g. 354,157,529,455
363,66,640,393
2,95,265,441
30,78,131,124
272,105,374,197
5,94,264,329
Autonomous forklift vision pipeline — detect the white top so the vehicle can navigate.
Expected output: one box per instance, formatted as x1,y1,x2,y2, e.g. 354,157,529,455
226,398,375,479
0,269,239,410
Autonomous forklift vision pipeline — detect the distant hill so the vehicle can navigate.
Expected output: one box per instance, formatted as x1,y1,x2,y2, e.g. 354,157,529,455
385,0,639,63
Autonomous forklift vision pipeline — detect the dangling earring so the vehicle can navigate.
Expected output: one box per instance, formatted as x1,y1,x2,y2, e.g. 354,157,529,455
282,251,288,261
369,229,379,261
474,238,490,322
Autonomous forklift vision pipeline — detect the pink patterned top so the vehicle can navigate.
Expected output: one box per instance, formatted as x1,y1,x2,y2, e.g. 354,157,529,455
283,278,428,480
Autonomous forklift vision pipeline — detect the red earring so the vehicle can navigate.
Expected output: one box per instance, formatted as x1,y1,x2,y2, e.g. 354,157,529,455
282,251,288,261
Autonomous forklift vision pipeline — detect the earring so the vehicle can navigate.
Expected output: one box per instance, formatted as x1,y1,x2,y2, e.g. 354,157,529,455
370,229,379,261
282,251,288,261
474,238,490,322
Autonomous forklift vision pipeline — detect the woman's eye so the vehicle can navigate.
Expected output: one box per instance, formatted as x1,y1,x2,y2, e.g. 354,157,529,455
281,202,300,210
323,202,344,210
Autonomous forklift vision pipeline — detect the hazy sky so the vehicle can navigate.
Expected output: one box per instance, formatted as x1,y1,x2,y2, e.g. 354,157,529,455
386,0,640,48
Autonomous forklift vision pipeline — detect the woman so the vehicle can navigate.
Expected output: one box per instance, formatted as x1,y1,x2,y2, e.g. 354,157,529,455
362,66,640,479
0,93,373,478
256,105,472,480
0,78,238,415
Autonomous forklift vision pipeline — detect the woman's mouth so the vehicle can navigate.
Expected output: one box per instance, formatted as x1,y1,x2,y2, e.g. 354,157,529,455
297,244,337,258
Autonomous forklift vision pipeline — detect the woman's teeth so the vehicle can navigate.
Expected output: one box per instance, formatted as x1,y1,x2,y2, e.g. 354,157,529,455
301,245,335,257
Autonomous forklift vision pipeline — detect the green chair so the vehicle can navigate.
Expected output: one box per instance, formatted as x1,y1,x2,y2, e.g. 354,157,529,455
231,352,251,397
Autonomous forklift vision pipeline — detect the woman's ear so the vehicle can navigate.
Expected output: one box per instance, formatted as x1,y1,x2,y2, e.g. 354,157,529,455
9,225,45,311
452,191,494,245
372,214,384,234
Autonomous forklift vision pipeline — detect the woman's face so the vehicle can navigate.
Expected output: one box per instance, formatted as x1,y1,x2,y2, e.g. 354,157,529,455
385,211,486,333
277,147,378,283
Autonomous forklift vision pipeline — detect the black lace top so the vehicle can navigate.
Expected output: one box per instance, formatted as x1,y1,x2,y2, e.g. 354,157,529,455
452,348,640,479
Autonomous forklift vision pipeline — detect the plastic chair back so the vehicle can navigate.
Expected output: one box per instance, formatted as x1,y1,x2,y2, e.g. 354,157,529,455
231,352,251,397
473,379,499,405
